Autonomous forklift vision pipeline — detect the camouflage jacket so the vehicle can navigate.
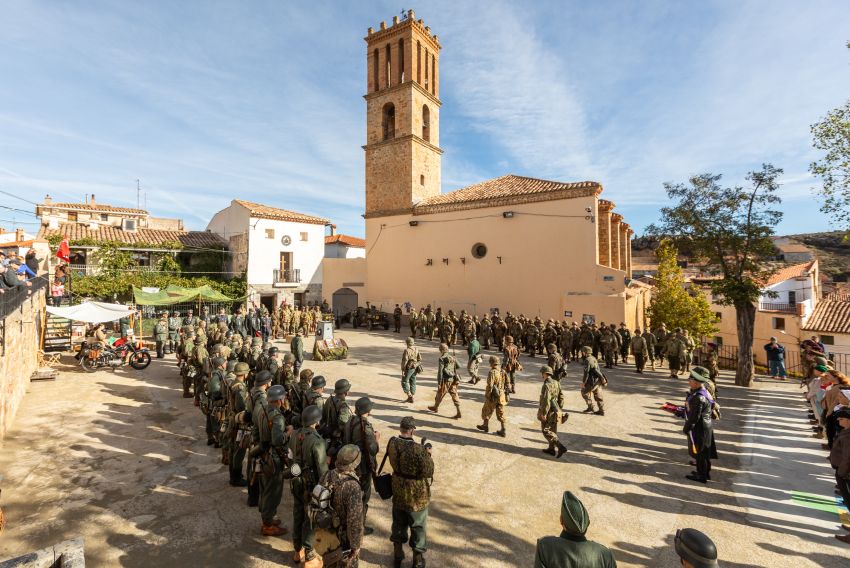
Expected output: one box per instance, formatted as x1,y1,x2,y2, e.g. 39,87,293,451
319,468,364,550
388,436,434,512
344,415,379,482
538,377,564,419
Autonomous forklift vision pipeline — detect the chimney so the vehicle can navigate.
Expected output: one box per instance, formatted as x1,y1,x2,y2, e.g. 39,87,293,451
797,303,805,317
44,194,53,205
15,228,24,242
329,224,337,236
90,194,96,205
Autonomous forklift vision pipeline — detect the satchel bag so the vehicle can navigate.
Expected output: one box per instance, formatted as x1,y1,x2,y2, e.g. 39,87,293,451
373,438,394,500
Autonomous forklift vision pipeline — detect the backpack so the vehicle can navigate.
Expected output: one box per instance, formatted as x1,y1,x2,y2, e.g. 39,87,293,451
309,472,359,530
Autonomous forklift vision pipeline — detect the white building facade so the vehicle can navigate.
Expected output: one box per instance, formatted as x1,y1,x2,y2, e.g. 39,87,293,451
206,200,330,310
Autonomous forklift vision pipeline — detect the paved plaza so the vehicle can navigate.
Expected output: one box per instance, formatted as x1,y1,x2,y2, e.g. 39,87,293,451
0,328,846,567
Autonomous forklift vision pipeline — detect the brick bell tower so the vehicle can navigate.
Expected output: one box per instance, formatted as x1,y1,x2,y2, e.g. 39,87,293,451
364,10,443,217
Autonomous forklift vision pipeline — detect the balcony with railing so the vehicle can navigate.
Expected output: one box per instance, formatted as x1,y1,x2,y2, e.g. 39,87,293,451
273,268,301,285
758,302,797,313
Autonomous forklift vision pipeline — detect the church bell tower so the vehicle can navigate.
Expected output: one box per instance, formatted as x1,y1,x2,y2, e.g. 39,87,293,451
364,10,443,216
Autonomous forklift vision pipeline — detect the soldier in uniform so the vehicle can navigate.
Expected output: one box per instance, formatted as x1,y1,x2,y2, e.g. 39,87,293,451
580,347,606,416
653,323,668,366
408,308,418,338
546,343,566,381
703,342,719,381
321,379,353,460
617,323,631,365
682,329,696,373
466,333,482,384
317,444,365,567
192,335,211,407
231,307,248,338
428,343,462,419
492,314,507,351
401,337,422,403
600,327,617,369
154,312,168,358
304,375,326,415
289,405,329,565
502,335,520,395
388,416,434,568
258,384,290,536
292,328,305,378
393,304,402,333
206,356,227,448
533,491,617,567
247,371,273,507
643,329,657,370
476,356,508,437
183,309,198,327
167,311,181,354
179,331,195,398
228,362,251,487
666,329,687,379
344,397,379,535
288,369,314,428
538,365,568,457
480,314,492,350
524,320,539,357
630,330,649,374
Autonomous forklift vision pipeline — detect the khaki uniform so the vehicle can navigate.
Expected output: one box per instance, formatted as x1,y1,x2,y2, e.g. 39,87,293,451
481,367,508,424
539,377,565,448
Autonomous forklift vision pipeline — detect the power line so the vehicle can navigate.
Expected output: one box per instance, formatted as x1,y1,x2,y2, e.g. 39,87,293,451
0,189,39,205
0,204,37,216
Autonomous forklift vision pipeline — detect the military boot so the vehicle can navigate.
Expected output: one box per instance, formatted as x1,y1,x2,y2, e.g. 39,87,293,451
496,423,506,437
393,543,405,568
556,442,568,458
452,405,462,420
542,445,556,456
594,408,605,416
260,523,287,536
582,405,594,413
476,420,489,433
412,551,426,568
427,404,439,413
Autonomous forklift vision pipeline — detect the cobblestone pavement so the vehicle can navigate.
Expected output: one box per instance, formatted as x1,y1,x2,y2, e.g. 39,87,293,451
0,328,846,567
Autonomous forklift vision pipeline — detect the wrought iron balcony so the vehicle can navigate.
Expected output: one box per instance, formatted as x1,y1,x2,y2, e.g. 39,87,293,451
273,268,301,284
758,302,797,313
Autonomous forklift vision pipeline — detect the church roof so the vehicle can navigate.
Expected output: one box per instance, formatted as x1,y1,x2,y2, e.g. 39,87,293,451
233,200,330,225
412,174,601,215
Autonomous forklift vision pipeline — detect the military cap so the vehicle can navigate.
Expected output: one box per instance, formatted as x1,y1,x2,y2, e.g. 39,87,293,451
354,396,373,416
283,352,294,363
335,444,362,470
172,311,180,316
560,491,590,536
489,355,499,366
311,375,327,389
400,416,416,430
334,378,351,394
674,528,719,568
211,356,226,368
580,346,592,355
301,404,322,427
689,366,711,383
254,370,273,386
234,362,250,375
268,346,279,356
268,385,286,402
540,365,553,376
406,337,415,346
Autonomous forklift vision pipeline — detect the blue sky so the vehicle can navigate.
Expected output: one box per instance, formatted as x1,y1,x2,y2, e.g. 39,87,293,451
1,1,849,238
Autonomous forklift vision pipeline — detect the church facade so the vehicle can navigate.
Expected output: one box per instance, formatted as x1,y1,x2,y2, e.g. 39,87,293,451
323,11,650,328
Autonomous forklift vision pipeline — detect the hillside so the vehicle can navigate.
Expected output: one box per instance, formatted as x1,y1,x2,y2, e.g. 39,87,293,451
789,231,850,281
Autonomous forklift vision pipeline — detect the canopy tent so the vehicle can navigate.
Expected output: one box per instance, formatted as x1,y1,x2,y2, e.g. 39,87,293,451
132,285,240,306
46,301,136,323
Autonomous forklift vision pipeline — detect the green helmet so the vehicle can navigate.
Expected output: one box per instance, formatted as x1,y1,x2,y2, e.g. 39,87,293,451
540,365,554,376
268,385,286,402
334,378,351,394
234,362,250,375
335,444,361,470
301,405,322,427
355,396,373,416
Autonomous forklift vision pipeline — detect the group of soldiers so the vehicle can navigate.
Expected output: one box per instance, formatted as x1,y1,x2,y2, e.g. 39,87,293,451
156,307,435,568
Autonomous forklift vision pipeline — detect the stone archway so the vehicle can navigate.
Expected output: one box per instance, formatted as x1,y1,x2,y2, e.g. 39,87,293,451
331,287,358,319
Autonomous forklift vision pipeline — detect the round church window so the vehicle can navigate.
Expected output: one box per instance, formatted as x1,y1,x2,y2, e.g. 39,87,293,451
471,243,487,259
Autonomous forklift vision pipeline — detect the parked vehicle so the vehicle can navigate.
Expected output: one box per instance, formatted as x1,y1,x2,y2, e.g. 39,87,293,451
79,336,152,372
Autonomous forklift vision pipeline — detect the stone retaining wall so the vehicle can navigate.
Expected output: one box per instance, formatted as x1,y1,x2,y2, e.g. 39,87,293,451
0,288,45,440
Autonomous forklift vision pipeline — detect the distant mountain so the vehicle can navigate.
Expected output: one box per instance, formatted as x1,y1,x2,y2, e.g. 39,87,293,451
788,231,850,281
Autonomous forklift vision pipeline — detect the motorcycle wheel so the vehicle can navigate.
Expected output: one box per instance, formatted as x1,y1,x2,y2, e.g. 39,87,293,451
80,356,98,373
130,351,152,370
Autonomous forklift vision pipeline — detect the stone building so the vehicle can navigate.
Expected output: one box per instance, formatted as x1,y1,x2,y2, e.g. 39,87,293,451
323,10,649,327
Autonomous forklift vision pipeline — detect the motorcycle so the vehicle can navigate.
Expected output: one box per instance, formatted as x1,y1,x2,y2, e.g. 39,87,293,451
79,336,152,372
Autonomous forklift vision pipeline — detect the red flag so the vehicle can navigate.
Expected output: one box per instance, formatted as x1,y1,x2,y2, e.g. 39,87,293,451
56,238,70,262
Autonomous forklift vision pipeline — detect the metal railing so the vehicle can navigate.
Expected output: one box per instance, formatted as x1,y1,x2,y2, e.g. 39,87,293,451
693,344,850,376
273,268,301,284
0,277,47,319
758,302,797,313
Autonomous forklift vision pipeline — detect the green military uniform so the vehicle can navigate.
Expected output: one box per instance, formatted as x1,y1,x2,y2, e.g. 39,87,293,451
228,364,251,485
665,332,687,378
389,417,434,567
258,387,288,529
321,385,353,458
154,315,168,358
180,336,195,397
192,342,210,403
393,305,402,333
205,365,225,446
538,366,566,456
401,341,422,401
534,491,618,568
289,413,328,561
167,313,181,353
247,378,271,507
580,349,605,414
466,337,481,384
429,347,461,418
291,332,304,377
344,397,379,529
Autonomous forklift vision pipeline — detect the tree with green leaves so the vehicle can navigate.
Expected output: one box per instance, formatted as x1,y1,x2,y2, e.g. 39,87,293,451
810,42,850,230
647,240,717,339
648,165,783,386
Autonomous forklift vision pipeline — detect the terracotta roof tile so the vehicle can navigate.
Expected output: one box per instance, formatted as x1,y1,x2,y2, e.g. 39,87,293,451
803,298,850,334
233,200,329,225
412,174,601,215
37,223,227,249
44,202,148,215
764,260,816,287
325,234,366,247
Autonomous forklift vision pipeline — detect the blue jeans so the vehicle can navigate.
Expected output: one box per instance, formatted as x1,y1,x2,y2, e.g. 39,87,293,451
769,359,786,378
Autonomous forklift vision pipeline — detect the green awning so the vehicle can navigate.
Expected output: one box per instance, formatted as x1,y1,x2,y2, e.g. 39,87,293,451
133,284,242,306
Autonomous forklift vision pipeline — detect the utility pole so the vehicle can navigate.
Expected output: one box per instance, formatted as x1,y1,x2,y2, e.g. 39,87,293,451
136,179,141,209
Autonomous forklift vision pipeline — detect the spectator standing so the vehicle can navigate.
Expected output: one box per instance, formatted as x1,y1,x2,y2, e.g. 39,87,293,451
829,408,850,544
763,337,787,380
51,278,65,307
533,491,617,567
25,249,39,275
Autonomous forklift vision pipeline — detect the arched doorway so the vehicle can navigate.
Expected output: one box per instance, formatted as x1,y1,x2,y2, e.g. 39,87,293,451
332,287,359,326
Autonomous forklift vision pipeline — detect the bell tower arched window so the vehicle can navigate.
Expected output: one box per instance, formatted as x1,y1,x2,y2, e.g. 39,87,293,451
422,105,430,142
382,102,395,141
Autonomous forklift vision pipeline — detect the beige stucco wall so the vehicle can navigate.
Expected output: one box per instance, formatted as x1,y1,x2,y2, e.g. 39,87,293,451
322,257,368,303
362,196,632,320
713,302,804,364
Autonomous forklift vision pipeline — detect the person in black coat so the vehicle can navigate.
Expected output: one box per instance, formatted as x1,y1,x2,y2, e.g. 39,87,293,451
684,367,718,483
25,249,40,275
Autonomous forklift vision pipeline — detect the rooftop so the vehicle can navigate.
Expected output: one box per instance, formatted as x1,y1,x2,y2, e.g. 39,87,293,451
764,260,817,287
233,200,330,225
39,201,148,215
802,296,850,334
38,223,227,249
325,234,366,248
412,174,602,216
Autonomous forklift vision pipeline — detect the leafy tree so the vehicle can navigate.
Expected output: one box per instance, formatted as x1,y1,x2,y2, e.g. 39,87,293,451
156,253,182,274
647,241,717,338
648,165,783,386
810,43,850,230
96,244,135,277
